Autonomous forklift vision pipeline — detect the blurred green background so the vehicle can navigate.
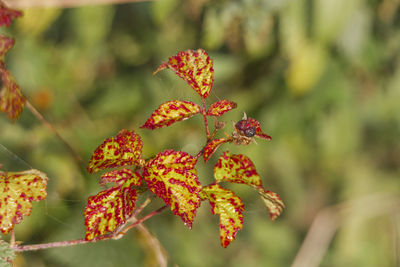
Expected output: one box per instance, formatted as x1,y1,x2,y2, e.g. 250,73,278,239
1,0,400,266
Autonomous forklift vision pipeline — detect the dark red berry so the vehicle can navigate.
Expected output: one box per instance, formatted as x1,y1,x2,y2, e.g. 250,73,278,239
235,120,247,131
244,126,256,137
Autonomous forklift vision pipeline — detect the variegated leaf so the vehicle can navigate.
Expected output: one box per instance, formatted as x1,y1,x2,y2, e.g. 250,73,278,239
100,168,142,187
87,129,144,173
0,35,14,61
203,138,229,163
206,100,237,117
0,240,15,267
143,150,201,228
84,171,142,240
141,100,201,129
214,151,262,187
154,49,214,99
258,189,285,221
214,152,285,220
0,68,25,121
200,183,244,248
0,3,22,27
0,169,48,234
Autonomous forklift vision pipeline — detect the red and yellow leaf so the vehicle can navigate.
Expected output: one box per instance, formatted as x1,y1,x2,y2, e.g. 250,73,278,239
200,183,244,248
0,68,25,121
0,35,15,61
258,189,285,221
140,100,201,129
0,169,48,234
0,3,22,27
143,150,201,228
84,171,142,240
213,151,262,187
87,129,144,173
214,152,285,220
100,168,142,187
154,49,214,99
203,138,229,163
206,100,237,117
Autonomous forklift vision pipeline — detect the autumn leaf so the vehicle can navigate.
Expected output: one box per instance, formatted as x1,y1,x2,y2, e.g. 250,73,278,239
214,151,262,187
154,49,214,99
87,129,144,173
143,150,201,228
0,35,15,61
84,170,142,240
0,68,25,120
200,183,244,248
0,240,15,267
0,3,22,27
206,100,237,117
258,189,285,221
140,100,201,130
0,169,48,234
214,152,285,220
0,36,25,121
203,138,230,163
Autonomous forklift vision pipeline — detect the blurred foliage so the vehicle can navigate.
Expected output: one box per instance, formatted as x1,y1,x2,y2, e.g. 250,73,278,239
1,0,400,266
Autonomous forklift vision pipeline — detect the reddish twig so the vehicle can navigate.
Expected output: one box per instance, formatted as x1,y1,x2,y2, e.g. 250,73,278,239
117,205,167,237
12,204,167,252
202,98,210,140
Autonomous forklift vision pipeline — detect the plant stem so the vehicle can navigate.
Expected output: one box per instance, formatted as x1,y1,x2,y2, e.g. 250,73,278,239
25,101,85,168
118,205,167,237
202,98,210,140
13,238,90,252
12,205,167,252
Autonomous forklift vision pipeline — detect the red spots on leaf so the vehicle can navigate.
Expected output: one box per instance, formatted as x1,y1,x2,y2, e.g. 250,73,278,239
207,100,237,117
0,3,22,27
0,37,25,120
214,151,263,187
203,138,229,163
153,49,214,99
143,150,201,228
200,183,244,248
140,100,201,130
258,189,285,221
0,169,48,234
84,176,140,240
87,129,144,173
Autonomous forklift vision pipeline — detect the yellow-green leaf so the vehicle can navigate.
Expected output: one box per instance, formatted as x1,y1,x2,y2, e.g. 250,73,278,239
206,100,237,117
140,100,201,129
143,150,201,228
84,171,142,240
200,183,244,248
87,129,144,173
0,68,25,121
154,49,214,99
214,151,262,187
203,138,229,163
258,189,285,221
0,169,48,234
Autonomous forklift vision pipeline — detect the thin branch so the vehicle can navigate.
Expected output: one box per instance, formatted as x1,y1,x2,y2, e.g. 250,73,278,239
13,238,89,252
117,205,167,237
25,101,85,168
13,205,167,252
202,98,210,140
3,0,152,9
